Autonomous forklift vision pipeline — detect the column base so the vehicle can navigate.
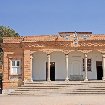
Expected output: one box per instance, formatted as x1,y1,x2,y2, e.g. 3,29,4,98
102,77,105,81
31,79,33,82
23,80,28,83
84,78,88,81
47,79,51,82
24,79,33,83
65,77,69,81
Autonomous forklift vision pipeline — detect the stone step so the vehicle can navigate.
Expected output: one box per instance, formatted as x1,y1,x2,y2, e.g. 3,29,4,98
82,81,105,83
15,88,60,91
74,90,105,92
64,92,105,94
91,86,105,88
8,81,105,95
24,83,84,86
17,86,105,90
14,89,105,93
21,85,67,87
9,90,61,96
9,91,105,95
18,87,61,89
8,92,49,96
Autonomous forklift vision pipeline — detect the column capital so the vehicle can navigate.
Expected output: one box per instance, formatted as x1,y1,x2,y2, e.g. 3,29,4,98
79,50,92,54
30,51,36,55
30,55,33,59
102,54,105,58
47,54,50,57
63,50,74,55
43,49,53,54
65,54,68,57
84,53,87,58
98,50,105,54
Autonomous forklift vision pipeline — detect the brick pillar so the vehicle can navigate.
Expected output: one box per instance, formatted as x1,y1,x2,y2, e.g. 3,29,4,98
3,52,9,89
23,50,31,82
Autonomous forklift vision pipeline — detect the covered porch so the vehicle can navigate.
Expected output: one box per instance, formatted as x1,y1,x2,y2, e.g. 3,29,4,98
29,50,105,81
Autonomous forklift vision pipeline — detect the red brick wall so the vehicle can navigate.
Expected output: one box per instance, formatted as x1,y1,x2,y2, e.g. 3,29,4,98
3,49,24,89
23,50,31,82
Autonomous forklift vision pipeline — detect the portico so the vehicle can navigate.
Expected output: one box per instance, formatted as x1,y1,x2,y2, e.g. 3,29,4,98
2,31,105,89
31,50,104,82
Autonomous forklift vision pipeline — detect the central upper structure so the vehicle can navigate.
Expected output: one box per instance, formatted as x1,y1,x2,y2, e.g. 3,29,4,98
2,32,105,90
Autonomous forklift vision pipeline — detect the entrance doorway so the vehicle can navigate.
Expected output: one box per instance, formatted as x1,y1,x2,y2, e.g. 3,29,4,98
46,62,55,81
96,61,103,80
0,73,2,94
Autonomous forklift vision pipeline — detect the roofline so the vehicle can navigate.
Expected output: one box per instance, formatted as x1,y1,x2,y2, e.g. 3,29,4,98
58,32,92,34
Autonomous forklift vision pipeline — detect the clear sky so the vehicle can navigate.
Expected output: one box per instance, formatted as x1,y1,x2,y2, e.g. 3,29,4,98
0,0,105,36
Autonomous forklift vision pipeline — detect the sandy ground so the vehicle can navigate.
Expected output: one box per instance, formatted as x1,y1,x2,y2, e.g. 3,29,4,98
0,94,105,105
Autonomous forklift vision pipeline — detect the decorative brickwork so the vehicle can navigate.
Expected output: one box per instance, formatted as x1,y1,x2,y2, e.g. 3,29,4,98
2,32,105,89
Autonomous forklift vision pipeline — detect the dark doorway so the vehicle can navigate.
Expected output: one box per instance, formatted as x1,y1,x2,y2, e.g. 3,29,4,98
0,73,2,94
97,66,103,80
46,62,55,81
96,61,103,80
50,62,55,81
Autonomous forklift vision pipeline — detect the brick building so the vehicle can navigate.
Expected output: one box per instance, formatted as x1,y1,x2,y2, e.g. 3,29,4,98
2,32,105,92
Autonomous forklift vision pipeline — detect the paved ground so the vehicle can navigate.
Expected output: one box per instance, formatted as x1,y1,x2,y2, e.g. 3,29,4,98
0,94,105,105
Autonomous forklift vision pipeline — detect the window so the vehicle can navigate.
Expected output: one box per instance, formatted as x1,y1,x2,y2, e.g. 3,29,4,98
64,35,70,40
11,60,21,75
83,59,91,71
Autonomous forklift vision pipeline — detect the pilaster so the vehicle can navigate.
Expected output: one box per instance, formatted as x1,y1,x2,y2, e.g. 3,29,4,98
23,50,31,82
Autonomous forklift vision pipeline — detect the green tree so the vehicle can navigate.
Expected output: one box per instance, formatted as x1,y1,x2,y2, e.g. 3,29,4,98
0,26,20,42
0,26,20,66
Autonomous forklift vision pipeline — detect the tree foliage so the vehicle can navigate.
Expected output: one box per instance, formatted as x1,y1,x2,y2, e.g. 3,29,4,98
0,26,20,65
0,26,20,41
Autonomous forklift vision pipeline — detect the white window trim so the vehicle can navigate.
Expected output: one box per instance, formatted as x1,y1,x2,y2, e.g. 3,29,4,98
10,60,21,75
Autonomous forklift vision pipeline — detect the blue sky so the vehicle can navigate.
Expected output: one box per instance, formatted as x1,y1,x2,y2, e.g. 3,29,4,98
0,0,105,36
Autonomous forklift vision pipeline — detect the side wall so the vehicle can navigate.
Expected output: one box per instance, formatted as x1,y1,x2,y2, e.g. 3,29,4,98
3,49,24,90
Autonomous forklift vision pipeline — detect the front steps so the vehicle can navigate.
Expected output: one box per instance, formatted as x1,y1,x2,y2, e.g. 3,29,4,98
8,81,105,96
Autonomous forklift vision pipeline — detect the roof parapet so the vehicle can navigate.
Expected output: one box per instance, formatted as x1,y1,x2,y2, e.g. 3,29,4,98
59,32,92,34
3,37,23,43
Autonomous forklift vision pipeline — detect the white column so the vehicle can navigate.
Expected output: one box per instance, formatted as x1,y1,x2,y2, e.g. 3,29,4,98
84,53,88,81
47,54,51,81
102,54,105,80
65,54,69,81
30,55,33,82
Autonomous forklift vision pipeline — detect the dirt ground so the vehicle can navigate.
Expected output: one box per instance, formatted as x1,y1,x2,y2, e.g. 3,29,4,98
0,94,105,105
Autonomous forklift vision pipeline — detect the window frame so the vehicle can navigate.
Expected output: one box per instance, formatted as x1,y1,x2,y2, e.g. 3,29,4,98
83,58,91,71
10,60,21,75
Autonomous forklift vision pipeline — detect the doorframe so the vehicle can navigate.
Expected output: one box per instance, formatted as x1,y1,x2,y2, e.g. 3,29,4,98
96,61,103,80
46,62,55,81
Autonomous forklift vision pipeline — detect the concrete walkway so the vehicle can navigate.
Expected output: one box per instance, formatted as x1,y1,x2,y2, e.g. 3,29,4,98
0,94,105,105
